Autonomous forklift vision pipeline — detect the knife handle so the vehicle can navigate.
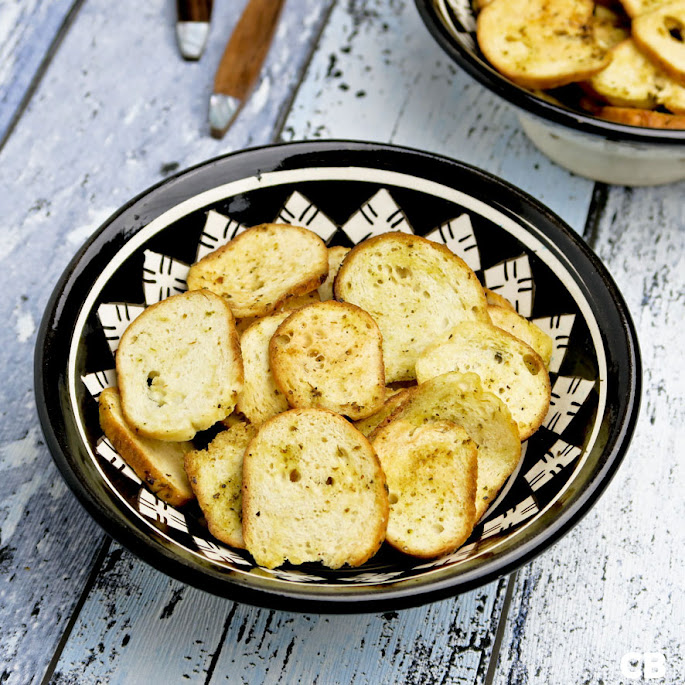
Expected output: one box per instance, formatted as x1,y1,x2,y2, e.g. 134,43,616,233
176,0,213,22
213,0,285,101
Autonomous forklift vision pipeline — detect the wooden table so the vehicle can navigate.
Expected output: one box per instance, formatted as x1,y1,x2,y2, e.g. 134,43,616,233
1,1,682,683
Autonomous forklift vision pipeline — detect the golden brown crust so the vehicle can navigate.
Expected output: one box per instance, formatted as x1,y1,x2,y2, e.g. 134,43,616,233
184,422,256,549
242,408,388,569
415,321,551,440
187,224,328,318
633,4,685,87
269,301,386,420
116,290,243,441
595,105,685,126
99,387,194,507
477,0,610,90
335,232,489,383
373,420,478,558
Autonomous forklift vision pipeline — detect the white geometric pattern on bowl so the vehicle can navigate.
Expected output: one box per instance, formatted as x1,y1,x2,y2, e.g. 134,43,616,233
74,175,600,585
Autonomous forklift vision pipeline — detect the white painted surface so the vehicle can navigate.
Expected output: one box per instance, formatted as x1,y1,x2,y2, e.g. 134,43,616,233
493,184,685,685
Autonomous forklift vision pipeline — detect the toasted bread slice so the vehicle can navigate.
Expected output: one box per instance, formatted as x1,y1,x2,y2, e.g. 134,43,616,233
488,305,554,368
593,5,631,50
594,104,685,125
269,301,386,420
484,288,516,311
415,321,550,440
353,387,414,437
633,2,685,86
588,38,685,111
99,387,194,506
235,290,322,336
184,421,256,548
116,290,243,441
318,246,350,301
187,224,328,318
237,311,291,426
477,0,610,89
620,0,671,18
242,408,389,569
372,372,521,519
372,420,478,558
334,233,489,383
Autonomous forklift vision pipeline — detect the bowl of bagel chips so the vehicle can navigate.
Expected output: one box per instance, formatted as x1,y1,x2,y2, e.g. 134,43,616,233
36,141,640,612
416,0,685,184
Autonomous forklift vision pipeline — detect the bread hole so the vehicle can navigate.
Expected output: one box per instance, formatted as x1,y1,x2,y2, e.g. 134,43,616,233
146,371,160,387
388,493,399,504
326,476,334,485
395,266,411,278
215,276,224,284
523,354,540,375
289,469,301,482
494,351,504,364
274,334,291,346
665,16,684,42
434,523,445,534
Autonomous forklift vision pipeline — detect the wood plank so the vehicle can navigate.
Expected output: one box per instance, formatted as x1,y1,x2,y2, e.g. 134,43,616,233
492,183,685,684
52,542,508,685
50,545,233,684
0,0,79,145
281,0,596,232
0,0,332,682
0,430,106,685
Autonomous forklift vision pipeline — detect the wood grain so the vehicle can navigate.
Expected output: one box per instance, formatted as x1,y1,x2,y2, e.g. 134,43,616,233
213,0,285,101
176,0,212,23
491,183,685,684
0,0,80,145
52,543,509,685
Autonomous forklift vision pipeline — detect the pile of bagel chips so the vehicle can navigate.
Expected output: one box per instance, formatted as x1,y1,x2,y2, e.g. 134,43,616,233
101,224,553,569
477,0,685,128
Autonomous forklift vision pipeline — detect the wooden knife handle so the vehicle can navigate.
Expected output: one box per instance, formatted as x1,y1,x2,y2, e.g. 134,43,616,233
213,0,286,100
176,0,213,23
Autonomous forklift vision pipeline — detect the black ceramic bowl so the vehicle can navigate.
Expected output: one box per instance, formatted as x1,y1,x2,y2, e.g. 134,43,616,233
35,141,640,613
415,0,685,185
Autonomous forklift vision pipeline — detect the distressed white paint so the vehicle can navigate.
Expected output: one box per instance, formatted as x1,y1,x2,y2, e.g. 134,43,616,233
14,308,35,343
282,0,595,232
493,185,685,684
53,543,507,685
0,0,76,141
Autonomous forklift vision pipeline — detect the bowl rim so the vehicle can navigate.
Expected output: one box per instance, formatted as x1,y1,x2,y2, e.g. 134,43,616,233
414,0,685,145
34,140,641,613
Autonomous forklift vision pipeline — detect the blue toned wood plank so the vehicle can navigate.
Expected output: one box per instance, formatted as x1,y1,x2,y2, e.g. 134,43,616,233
50,545,232,684
207,581,507,684
0,0,79,144
281,0,596,232
0,0,332,682
51,542,508,685
491,183,685,684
